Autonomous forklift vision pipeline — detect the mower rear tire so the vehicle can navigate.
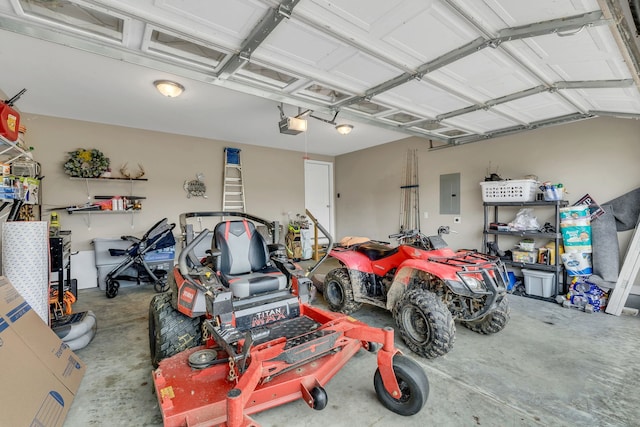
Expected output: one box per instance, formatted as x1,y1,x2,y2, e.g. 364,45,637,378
374,354,429,416
149,292,202,368
461,296,510,334
393,289,455,359
323,268,362,314
310,386,328,410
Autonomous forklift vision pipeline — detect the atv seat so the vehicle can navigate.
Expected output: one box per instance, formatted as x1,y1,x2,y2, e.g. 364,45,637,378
214,220,287,298
356,242,399,261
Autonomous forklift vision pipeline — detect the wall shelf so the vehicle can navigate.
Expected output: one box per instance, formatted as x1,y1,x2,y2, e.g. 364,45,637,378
67,210,141,215
69,177,148,181
67,177,146,228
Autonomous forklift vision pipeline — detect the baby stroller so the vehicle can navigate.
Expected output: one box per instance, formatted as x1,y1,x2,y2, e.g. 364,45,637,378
105,218,176,298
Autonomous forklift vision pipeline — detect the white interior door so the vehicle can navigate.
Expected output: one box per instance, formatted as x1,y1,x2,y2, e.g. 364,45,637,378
304,160,334,241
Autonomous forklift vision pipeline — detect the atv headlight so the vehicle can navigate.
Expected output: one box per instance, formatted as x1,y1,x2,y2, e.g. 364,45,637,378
461,276,486,292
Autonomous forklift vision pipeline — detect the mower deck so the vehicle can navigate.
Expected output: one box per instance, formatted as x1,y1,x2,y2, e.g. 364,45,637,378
153,304,400,427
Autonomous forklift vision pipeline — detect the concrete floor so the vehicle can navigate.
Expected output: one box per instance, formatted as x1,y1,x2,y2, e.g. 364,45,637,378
64,259,640,427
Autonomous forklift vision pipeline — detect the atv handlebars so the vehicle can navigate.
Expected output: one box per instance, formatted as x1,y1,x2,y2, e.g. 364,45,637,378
389,226,451,240
389,226,453,250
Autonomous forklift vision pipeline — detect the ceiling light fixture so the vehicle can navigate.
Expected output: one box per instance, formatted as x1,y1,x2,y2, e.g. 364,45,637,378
154,80,184,97
335,124,354,135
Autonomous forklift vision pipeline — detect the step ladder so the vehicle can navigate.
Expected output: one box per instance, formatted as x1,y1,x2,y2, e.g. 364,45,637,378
222,147,246,212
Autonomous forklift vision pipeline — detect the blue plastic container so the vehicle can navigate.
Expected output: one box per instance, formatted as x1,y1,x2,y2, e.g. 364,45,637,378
507,272,516,291
226,147,240,165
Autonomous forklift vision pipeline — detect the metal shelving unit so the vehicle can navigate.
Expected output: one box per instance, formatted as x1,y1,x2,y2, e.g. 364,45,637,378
0,133,30,162
0,134,41,220
482,200,568,299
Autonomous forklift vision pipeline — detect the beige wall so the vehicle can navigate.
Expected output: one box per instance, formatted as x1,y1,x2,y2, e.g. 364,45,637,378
22,114,333,251
335,116,640,258
9,113,640,291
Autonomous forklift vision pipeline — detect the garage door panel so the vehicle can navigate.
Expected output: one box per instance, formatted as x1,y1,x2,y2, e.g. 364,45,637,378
381,1,480,63
156,0,268,47
378,80,472,116
565,88,640,114
507,26,632,82
444,109,521,133
260,20,353,68
428,48,540,101
494,92,578,122
454,0,601,29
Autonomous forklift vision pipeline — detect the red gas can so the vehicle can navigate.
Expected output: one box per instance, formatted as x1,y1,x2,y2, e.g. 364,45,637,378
0,103,20,141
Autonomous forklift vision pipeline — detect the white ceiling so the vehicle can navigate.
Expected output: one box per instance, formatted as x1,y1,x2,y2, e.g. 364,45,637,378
1,0,639,156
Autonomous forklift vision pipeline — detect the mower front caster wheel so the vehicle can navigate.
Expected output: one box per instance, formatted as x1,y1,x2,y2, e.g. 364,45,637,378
153,278,168,293
106,280,119,298
363,341,380,353
374,354,429,416
309,386,328,410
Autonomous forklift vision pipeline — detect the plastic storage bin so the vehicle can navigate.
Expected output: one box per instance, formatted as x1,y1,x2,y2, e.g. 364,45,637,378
522,269,555,298
512,250,537,264
480,179,537,202
226,147,240,165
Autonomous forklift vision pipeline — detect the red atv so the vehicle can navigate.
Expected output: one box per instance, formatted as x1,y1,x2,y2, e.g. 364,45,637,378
148,212,429,426
323,227,510,359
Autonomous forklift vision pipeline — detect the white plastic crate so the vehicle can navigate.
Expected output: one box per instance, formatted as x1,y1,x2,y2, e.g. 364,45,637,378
480,179,537,202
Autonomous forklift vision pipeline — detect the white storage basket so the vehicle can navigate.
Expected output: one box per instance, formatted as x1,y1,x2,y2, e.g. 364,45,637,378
480,179,537,202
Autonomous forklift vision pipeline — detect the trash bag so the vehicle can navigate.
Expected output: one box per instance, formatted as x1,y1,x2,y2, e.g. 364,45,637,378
509,208,540,231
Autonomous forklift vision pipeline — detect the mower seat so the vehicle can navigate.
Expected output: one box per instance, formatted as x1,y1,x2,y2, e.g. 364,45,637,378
214,220,287,298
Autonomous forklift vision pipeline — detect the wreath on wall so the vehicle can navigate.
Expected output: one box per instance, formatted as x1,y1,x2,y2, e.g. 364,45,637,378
63,148,110,178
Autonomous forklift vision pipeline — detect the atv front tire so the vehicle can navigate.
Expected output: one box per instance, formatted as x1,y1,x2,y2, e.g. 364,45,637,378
393,289,455,359
374,354,429,416
461,296,510,334
323,268,362,314
149,292,202,368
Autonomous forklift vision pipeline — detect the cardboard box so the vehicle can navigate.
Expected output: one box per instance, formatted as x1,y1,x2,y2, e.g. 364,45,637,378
0,276,86,427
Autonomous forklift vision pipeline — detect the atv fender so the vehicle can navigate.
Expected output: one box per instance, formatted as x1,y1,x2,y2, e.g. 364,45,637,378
385,259,467,311
329,249,375,273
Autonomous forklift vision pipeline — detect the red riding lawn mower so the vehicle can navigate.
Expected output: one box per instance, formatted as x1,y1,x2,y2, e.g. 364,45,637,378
322,226,510,359
148,212,429,427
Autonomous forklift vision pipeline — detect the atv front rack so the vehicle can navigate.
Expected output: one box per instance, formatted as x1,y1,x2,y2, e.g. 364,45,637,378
430,250,509,320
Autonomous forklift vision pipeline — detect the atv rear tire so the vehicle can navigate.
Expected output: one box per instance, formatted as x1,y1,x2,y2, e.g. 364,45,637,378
393,289,455,359
461,296,510,334
374,354,429,416
323,268,362,314
149,292,202,368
